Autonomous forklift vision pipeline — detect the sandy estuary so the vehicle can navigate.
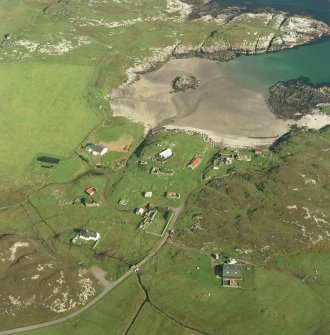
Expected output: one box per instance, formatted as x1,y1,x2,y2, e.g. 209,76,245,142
110,58,330,147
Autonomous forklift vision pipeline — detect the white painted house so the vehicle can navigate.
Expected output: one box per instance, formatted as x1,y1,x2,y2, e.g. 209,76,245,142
159,148,172,160
78,229,100,241
86,144,108,156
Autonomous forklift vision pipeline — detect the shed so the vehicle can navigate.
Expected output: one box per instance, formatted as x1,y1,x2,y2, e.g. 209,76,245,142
165,192,180,199
222,263,242,288
78,229,100,241
144,191,153,198
135,208,145,216
86,144,108,156
187,156,202,169
4,33,11,40
159,148,172,160
84,187,96,196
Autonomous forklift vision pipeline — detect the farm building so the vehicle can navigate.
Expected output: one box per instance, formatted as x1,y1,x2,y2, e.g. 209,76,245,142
84,187,96,196
159,148,173,161
144,191,153,198
85,202,100,208
187,156,202,169
135,208,145,216
78,229,100,241
86,144,108,156
165,192,180,199
222,263,242,288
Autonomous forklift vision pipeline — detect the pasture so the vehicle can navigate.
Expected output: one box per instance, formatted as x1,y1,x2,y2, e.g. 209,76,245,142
0,63,99,190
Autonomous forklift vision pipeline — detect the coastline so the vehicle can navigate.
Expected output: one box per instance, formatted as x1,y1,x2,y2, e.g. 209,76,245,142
109,1,330,148
111,57,330,148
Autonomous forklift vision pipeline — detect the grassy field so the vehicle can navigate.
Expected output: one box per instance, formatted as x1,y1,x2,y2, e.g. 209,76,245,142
128,304,200,335
24,276,145,335
0,63,100,199
140,244,330,335
107,131,215,210
176,129,330,260
0,0,329,333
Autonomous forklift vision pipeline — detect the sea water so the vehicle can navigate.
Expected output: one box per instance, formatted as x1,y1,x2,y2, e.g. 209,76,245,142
214,0,330,89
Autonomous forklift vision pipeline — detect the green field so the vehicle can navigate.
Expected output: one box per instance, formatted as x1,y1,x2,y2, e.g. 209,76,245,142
0,0,330,333
0,63,99,187
25,276,145,335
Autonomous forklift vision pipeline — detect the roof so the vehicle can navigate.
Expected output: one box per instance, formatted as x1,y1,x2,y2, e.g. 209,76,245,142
79,229,98,238
223,264,242,279
85,187,96,196
159,148,172,159
189,156,201,168
89,144,106,154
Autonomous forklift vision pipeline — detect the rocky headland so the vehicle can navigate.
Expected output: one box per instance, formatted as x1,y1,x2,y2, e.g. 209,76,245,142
120,1,330,87
268,78,330,120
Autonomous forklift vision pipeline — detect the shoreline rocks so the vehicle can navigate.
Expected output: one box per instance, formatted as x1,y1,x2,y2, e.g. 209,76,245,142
268,78,330,120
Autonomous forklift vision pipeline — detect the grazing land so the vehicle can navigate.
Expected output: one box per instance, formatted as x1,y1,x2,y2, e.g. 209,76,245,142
0,0,329,334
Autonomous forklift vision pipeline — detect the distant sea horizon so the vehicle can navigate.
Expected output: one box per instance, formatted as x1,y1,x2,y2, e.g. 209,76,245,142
213,0,330,90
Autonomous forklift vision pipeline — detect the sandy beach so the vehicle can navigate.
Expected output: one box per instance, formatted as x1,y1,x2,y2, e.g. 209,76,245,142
110,58,330,147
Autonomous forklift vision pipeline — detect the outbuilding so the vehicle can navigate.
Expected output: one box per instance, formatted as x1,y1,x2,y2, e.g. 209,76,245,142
84,187,96,196
135,208,145,216
187,156,202,169
159,148,173,161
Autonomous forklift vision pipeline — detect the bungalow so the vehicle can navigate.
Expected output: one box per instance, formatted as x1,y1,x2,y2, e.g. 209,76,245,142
86,144,108,156
78,229,100,241
222,263,242,288
159,148,173,161
84,187,96,196
187,156,202,169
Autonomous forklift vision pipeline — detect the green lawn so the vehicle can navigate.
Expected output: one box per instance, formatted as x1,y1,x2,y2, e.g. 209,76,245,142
0,63,99,186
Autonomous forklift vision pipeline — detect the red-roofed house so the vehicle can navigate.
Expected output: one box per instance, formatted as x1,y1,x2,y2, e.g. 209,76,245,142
187,156,202,169
85,187,96,196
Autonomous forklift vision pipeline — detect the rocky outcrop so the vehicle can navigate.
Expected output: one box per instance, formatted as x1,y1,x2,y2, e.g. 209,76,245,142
170,9,330,61
120,3,329,87
268,78,330,120
171,75,201,93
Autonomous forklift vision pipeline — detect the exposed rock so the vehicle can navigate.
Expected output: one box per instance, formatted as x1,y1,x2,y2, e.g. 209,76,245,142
268,78,330,120
171,75,201,93
120,3,329,88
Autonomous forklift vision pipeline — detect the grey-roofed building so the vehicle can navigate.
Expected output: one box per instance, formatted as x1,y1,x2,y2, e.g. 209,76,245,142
222,263,242,288
86,144,108,156
78,229,100,241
